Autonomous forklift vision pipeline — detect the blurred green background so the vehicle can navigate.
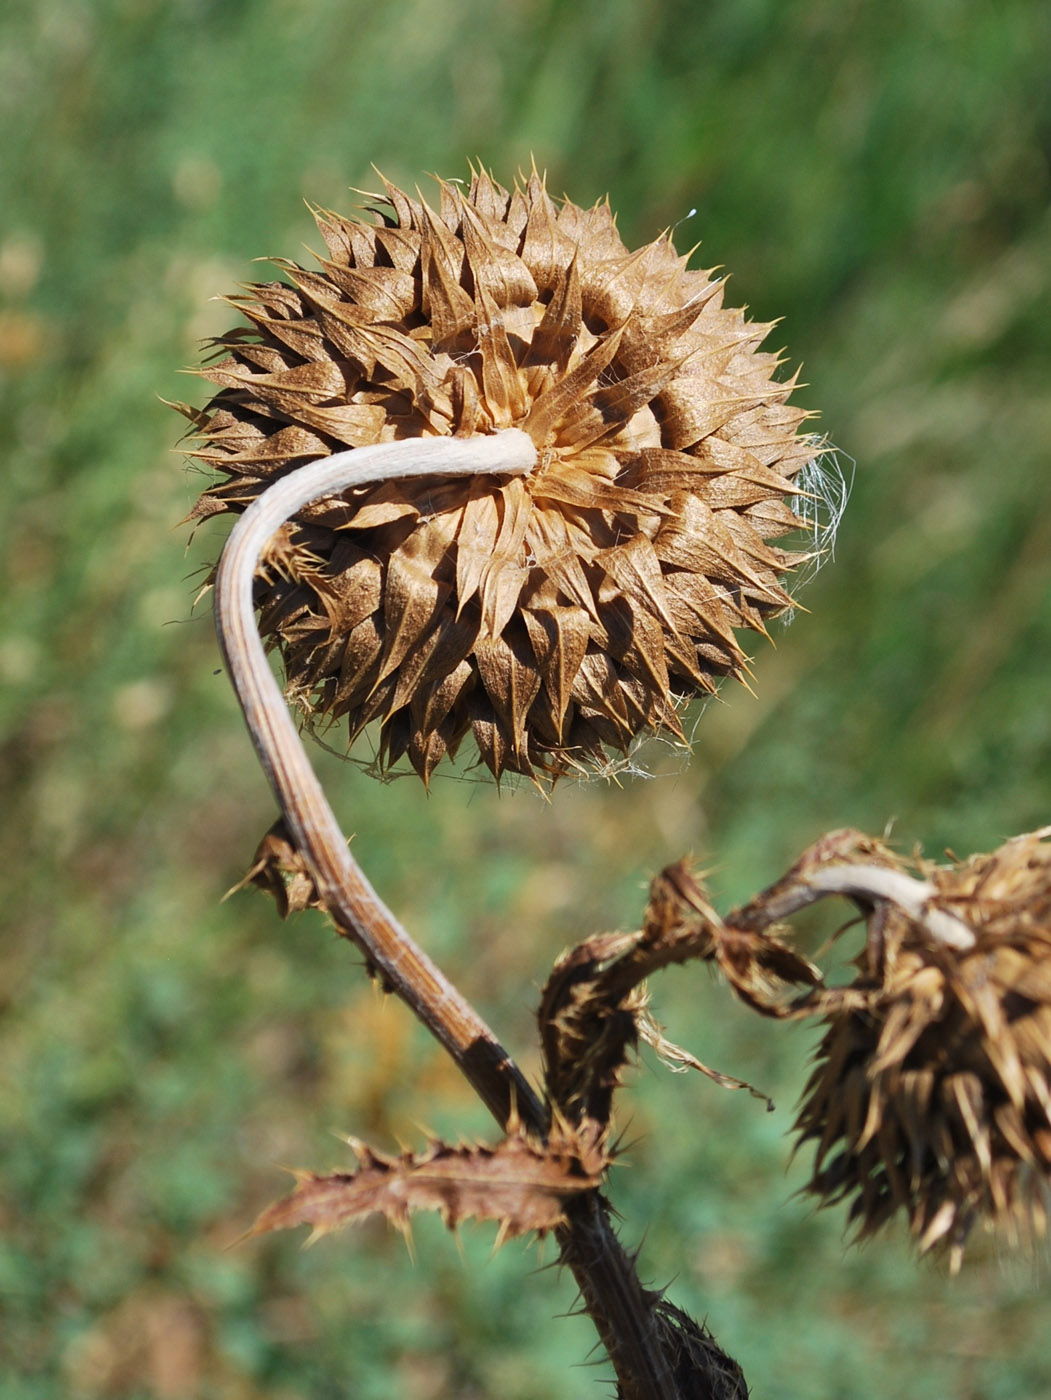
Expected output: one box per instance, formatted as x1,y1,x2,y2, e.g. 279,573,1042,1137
2,1,1050,1396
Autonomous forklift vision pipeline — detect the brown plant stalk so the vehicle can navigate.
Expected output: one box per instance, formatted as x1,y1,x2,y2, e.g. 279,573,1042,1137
213,431,721,1399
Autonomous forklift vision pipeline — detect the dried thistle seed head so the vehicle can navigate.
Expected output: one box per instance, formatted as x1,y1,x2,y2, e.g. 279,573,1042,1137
182,168,820,782
795,830,1051,1270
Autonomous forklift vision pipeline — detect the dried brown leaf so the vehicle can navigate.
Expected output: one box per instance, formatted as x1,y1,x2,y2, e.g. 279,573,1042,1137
248,1131,604,1246
539,859,803,1134
230,819,322,918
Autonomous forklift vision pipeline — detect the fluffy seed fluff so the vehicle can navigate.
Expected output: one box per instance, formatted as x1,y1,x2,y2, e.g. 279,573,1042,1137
180,168,820,782
796,830,1051,1270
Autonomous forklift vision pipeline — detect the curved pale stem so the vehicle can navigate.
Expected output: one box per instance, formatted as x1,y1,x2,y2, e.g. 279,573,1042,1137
747,863,977,951
213,429,546,1129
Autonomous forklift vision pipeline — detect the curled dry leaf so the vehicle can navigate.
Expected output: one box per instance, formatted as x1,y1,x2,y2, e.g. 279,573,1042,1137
230,818,323,918
644,858,823,1015
539,928,651,1133
538,859,804,1135
180,166,822,783
249,1131,606,1248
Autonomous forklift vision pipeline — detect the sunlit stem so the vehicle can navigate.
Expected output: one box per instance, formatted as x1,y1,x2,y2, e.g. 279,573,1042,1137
751,862,977,951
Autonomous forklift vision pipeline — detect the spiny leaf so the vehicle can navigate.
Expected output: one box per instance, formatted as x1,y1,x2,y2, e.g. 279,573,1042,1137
248,1132,606,1246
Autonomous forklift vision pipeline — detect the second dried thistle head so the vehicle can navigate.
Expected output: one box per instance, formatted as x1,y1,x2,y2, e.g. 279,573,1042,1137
182,168,822,782
640,829,1051,1268
795,830,1051,1270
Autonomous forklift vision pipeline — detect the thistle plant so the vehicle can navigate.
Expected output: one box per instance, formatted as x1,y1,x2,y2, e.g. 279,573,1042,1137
178,168,1051,1399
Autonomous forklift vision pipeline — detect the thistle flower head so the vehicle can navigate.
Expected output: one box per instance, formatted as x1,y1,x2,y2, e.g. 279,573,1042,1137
183,168,820,782
796,830,1051,1269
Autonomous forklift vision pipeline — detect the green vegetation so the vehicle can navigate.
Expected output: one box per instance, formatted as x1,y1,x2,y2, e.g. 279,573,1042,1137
2,1,1050,1395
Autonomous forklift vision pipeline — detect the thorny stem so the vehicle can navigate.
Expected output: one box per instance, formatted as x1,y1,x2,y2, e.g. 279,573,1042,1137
558,1197,682,1400
214,431,684,1398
